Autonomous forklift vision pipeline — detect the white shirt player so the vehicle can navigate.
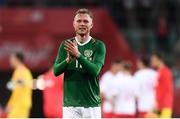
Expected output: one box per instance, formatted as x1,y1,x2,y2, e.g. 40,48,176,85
100,71,121,113
134,68,158,112
113,73,138,115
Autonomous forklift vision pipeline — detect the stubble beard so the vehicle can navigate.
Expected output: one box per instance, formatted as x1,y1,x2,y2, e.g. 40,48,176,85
77,30,88,37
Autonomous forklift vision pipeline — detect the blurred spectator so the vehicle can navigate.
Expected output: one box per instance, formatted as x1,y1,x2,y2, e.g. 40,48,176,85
113,61,138,118
100,59,123,118
6,52,33,118
150,51,174,118
136,0,154,28
172,40,180,87
156,15,169,52
134,56,158,118
172,65,180,88
34,69,63,118
123,27,142,54
124,29,157,55
139,30,157,55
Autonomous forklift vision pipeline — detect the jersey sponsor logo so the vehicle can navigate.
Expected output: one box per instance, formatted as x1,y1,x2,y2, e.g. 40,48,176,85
84,50,93,58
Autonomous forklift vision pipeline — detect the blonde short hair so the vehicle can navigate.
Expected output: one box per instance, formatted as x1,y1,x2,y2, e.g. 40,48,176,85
75,8,93,19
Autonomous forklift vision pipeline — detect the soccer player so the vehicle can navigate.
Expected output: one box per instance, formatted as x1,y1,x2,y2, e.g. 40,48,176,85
134,56,158,118
150,52,174,118
53,8,106,118
100,59,123,118
6,52,33,118
113,61,138,118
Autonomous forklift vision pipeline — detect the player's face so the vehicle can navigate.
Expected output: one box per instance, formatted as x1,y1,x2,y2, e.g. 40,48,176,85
137,60,143,69
73,14,93,36
10,55,17,68
117,63,123,71
150,55,159,69
112,63,122,73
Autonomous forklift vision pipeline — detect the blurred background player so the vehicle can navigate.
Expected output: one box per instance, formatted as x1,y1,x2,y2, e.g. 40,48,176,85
112,61,138,118
34,68,63,118
100,59,123,118
5,52,33,118
53,8,106,118
150,52,174,118
134,56,158,118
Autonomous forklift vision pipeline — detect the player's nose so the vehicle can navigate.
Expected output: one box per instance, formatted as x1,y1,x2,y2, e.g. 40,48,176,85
79,21,86,26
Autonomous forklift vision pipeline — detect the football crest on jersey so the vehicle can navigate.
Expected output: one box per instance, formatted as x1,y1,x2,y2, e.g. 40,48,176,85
84,50,93,58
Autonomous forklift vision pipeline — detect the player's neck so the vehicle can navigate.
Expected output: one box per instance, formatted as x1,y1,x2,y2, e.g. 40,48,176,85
139,66,148,70
110,69,118,75
76,34,90,43
124,70,131,75
16,62,26,69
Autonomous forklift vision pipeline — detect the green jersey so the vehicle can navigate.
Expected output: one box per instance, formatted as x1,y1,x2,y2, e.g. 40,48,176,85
53,37,106,107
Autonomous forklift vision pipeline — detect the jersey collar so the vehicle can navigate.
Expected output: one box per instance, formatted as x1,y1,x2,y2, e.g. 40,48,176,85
75,36,92,46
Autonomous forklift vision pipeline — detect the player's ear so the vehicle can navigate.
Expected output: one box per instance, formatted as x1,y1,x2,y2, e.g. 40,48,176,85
90,22,93,29
73,20,75,28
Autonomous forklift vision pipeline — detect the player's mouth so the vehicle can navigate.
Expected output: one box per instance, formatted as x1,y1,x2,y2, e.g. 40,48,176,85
79,28,86,30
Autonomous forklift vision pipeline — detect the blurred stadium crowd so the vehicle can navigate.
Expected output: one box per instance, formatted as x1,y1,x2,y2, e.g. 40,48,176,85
0,0,180,118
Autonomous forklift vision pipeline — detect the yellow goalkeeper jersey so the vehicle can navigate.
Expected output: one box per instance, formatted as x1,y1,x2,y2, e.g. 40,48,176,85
7,65,33,118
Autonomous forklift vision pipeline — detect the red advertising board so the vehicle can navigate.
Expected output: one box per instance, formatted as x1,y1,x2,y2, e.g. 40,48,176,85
0,8,136,71
0,34,58,70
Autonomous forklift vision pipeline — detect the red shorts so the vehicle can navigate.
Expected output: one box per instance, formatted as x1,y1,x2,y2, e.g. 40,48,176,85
138,111,159,118
102,112,115,118
138,112,147,118
113,114,135,118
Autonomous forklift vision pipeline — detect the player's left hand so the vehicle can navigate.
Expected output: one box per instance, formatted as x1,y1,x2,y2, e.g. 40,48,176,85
64,40,80,58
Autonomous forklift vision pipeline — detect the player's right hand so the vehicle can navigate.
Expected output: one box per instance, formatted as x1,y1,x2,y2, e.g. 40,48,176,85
66,52,73,63
64,40,80,58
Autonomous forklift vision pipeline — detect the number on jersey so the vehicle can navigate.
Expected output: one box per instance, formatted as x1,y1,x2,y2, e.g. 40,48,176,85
75,60,82,68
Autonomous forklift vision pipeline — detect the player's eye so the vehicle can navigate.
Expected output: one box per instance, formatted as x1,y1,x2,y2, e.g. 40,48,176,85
77,20,81,23
83,20,89,23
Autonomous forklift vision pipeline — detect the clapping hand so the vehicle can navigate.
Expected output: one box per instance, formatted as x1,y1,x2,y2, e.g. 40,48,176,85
64,40,80,60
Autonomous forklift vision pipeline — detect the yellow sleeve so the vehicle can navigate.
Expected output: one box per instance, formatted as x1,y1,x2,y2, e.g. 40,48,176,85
6,70,18,108
160,108,172,118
